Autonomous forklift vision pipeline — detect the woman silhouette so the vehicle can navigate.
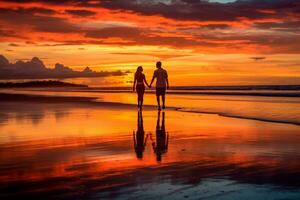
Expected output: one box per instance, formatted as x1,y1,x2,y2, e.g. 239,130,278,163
133,110,148,159
133,66,149,109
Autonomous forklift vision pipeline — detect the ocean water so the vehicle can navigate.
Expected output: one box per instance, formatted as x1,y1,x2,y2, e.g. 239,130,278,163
2,88,300,125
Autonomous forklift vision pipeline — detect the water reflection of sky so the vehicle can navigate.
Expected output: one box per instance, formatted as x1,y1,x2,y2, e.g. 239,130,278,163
0,101,300,199
209,0,237,3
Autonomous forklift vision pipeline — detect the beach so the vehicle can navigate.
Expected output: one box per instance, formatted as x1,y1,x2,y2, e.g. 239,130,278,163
0,91,300,199
2,0,300,199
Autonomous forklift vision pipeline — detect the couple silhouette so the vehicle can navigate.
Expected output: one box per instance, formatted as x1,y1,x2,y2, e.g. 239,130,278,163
133,110,168,161
133,61,169,111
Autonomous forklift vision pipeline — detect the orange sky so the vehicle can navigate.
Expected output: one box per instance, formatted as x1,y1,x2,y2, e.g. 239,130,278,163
0,0,300,86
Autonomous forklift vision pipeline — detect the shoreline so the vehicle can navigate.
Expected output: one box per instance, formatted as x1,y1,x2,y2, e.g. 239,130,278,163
1,92,299,127
3,88,300,97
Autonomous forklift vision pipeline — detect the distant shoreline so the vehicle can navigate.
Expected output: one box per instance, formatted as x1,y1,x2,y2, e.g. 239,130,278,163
0,80,88,88
1,80,300,90
90,85,300,91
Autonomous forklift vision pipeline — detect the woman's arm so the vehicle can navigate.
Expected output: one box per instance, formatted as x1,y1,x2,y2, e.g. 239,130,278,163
149,71,156,88
133,74,136,91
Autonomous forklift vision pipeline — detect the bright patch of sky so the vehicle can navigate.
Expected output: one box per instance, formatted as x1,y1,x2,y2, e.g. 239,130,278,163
209,0,237,3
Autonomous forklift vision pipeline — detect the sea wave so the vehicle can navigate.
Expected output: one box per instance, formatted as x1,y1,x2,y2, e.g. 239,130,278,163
176,108,300,126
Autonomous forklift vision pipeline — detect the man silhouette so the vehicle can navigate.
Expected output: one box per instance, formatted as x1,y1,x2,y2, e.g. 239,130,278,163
150,61,169,110
150,111,168,162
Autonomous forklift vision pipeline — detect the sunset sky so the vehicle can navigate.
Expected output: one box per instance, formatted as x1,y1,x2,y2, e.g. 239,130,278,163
1,0,300,86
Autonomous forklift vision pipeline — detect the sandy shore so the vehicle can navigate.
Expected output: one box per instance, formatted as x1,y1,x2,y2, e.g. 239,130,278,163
0,93,300,199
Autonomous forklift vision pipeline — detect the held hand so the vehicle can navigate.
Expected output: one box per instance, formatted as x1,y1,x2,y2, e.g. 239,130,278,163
133,87,135,92
167,85,169,90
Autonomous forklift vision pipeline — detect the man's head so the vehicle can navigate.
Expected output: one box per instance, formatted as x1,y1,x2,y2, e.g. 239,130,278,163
156,61,162,68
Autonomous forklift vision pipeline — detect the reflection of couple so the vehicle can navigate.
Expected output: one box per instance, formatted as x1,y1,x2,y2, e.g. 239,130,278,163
133,61,169,111
133,110,168,161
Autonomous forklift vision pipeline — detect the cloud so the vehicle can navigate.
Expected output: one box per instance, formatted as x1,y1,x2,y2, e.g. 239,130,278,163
85,26,142,39
0,0,300,53
97,0,299,21
65,9,97,17
0,55,128,80
0,7,78,33
22,7,56,15
0,29,19,38
84,26,211,47
254,21,300,33
2,0,299,22
9,43,21,47
250,56,266,61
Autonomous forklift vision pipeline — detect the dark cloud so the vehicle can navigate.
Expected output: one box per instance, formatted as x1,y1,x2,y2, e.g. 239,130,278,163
23,7,56,15
195,30,300,53
2,0,299,21
82,24,300,52
0,0,299,52
0,8,78,33
0,29,20,38
97,0,299,22
254,21,300,33
0,55,128,80
84,26,211,47
65,9,97,17
250,56,266,61
85,26,142,39
0,0,80,4
9,43,21,47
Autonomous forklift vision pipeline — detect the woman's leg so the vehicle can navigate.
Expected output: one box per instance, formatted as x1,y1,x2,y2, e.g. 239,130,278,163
137,94,141,108
140,93,144,108
136,85,145,109
136,89,140,108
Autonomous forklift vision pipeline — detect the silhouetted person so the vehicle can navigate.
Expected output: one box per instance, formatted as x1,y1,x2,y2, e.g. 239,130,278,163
151,111,168,162
133,66,149,110
150,61,169,110
133,110,148,159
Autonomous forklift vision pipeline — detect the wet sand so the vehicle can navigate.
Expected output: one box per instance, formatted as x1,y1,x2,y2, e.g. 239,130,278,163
0,94,300,199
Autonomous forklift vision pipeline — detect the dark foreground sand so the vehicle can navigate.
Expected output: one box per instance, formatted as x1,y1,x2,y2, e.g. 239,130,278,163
0,93,300,200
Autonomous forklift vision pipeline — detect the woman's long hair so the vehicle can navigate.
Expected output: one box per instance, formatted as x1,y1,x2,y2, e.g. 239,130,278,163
136,66,143,75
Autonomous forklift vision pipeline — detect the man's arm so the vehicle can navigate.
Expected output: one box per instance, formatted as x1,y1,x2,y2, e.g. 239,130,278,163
149,71,156,88
165,71,169,89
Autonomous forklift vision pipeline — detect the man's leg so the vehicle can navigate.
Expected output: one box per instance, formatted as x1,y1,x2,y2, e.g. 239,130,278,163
162,94,165,109
156,95,161,110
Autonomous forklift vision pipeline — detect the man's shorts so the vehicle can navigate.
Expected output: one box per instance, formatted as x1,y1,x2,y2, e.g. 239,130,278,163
156,87,166,96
